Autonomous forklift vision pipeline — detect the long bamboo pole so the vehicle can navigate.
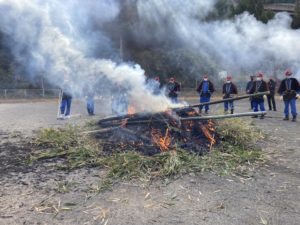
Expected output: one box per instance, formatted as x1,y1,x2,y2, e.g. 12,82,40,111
175,91,270,110
180,111,266,121
99,92,269,123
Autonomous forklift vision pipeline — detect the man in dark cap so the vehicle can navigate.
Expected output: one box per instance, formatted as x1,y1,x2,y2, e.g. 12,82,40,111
267,77,277,111
246,75,255,110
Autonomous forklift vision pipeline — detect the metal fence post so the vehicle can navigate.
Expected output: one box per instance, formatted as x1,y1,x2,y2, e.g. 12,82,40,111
4,89,7,99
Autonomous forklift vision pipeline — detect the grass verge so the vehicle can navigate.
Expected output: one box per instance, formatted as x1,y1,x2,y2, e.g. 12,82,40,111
30,118,265,190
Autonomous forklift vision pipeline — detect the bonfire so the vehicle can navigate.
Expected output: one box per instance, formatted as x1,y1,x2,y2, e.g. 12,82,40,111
95,92,268,156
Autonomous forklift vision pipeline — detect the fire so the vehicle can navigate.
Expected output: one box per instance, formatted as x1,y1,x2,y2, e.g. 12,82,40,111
151,128,172,152
128,105,136,115
200,120,216,147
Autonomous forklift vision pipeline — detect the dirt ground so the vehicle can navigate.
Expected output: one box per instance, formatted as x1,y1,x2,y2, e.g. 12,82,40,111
0,98,299,225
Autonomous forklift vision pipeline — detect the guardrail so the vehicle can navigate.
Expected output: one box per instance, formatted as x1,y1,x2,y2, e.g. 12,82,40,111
263,3,295,15
0,89,61,99
0,87,247,99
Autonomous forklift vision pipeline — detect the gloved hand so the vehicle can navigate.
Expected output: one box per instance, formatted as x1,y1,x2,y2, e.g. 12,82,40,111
280,96,283,101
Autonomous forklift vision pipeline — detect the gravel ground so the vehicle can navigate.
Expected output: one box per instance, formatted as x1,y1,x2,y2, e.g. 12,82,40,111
0,98,299,225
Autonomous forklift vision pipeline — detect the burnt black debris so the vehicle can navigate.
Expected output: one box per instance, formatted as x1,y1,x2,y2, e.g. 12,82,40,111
97,108,218,156
96,92,269,156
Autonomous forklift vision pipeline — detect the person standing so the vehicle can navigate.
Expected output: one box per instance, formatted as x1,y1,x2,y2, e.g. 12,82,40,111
85,84,95,116
196,75,215,114
222,75,238,114
146,76,162,95
278,70,300,122
167,77,180,103
246,75,255,110
111,83,128,116
249,72,268,119
267,78,277,111
58,83,72,120
153,76,162,95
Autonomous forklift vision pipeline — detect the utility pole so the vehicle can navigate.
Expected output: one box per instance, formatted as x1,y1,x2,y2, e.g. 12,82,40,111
120,36,123,60
41,75,45,97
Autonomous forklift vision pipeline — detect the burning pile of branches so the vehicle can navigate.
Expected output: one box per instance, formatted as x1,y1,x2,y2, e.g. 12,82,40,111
97,108,217,156
95,92,268,156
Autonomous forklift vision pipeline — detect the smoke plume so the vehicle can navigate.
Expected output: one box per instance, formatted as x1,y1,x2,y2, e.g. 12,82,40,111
135,0,300,78
1,0,300,114
0,0,173,112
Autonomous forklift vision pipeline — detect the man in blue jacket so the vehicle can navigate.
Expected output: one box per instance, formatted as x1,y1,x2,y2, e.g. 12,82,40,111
196,75,215,114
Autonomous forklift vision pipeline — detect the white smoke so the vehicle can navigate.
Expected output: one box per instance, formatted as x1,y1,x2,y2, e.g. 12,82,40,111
1,0,300,113
136,0,300,79
0,0,173,112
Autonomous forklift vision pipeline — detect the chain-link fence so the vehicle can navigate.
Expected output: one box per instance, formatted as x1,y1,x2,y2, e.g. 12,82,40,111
0,89,60,99
0,86,246,99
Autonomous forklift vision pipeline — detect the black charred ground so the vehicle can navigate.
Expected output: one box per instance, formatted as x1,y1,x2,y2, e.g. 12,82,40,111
97,108,218,156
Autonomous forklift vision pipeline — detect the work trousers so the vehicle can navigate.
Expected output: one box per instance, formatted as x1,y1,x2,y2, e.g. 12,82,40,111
170,96,178,104
60,98,72,116
284,98,297,117
267,94,276,110
200,96,210,112
224,99,234,111
253,99,265,112
86,97,94,115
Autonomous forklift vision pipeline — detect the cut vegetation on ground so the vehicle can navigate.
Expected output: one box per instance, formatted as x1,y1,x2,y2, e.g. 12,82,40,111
28,118,265,191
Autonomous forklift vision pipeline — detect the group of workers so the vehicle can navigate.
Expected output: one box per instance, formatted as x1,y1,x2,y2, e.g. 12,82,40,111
193,69,299,121
57,69,300,122
164,69,299,121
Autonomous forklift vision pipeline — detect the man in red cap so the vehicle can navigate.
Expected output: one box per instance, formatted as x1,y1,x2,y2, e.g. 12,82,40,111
249,72,268,119
278,69,300,122
196,74,215,114
222,75,238,114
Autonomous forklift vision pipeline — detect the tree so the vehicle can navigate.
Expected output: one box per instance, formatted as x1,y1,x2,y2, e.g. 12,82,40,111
292,0,300,28
232,0,274,23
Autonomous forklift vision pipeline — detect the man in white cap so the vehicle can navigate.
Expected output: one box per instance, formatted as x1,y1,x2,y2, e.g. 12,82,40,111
222,75,238,114
196,74,215,114
249,72,268,119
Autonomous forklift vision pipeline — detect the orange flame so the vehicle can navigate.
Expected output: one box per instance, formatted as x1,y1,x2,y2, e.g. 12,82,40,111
128,105,136,115
201,120,216,147
151,128,172,152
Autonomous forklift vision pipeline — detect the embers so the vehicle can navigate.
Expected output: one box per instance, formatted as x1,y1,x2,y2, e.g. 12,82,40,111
97,109,217,156
151,128,172,152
